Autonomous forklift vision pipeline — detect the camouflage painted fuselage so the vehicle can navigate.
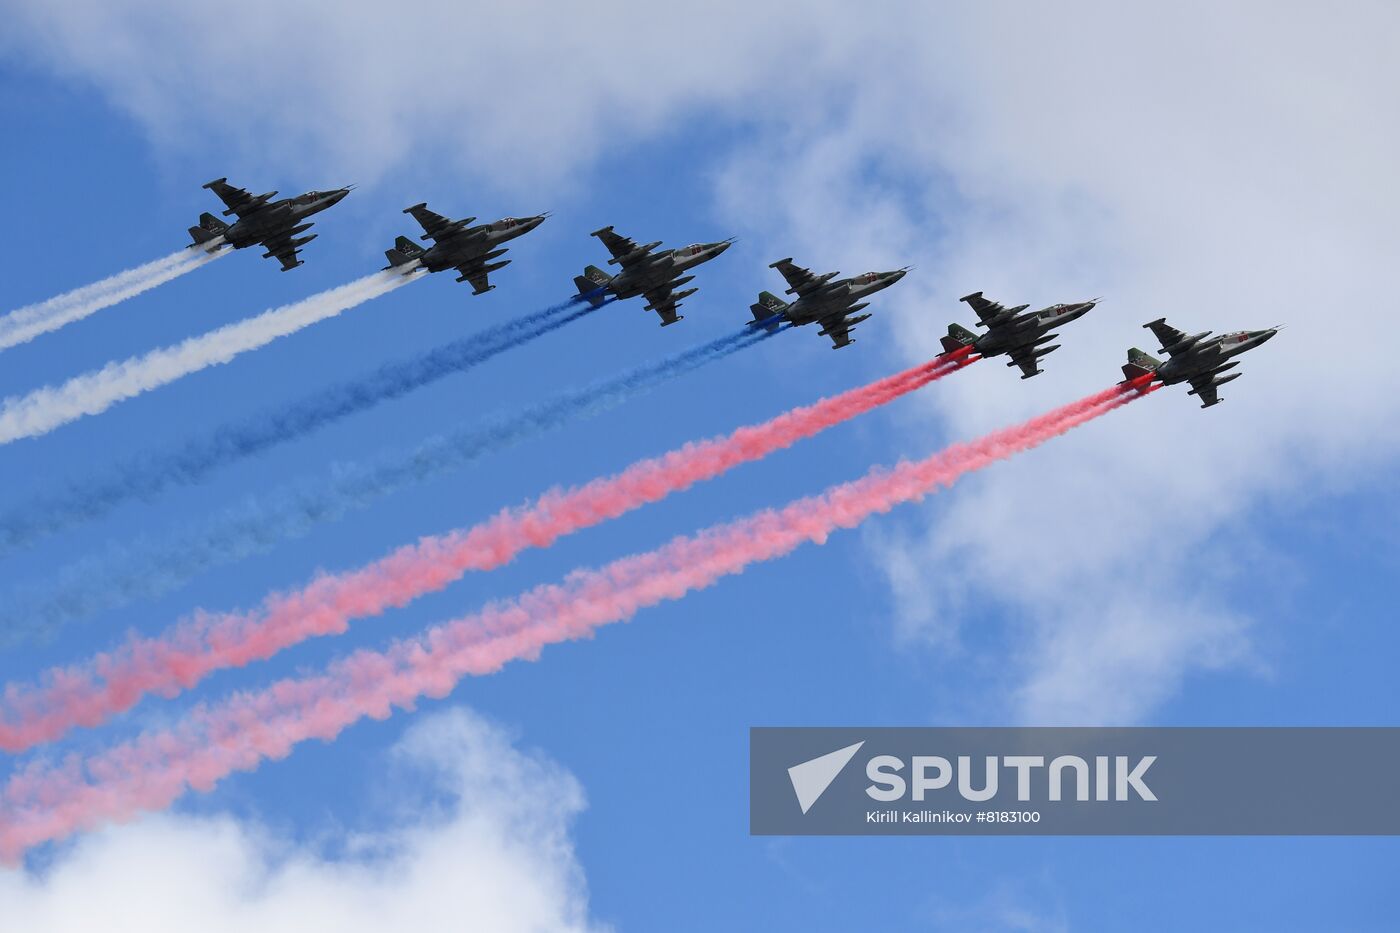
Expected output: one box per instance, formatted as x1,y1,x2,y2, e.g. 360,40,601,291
602,241,731,299
1122,318,1280,407
220,190,348,249
775,270,906,327
1151,330,1278,385
412,216,546,275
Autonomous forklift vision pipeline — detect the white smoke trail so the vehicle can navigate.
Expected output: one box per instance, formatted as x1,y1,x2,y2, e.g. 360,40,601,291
0,269,417,445
0,246,227,352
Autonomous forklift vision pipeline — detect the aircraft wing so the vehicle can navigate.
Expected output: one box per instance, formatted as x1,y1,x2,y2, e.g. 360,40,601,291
204,179,259,218
1187,372,1221,407
1145,318,1190,354
817,312,856,349
406,203,471,242
771,258,823,296
960,291,1011,324
260,234,304,272
453,253,501,295
592,226,651,267
1005,343,1046,378
642,283,683,326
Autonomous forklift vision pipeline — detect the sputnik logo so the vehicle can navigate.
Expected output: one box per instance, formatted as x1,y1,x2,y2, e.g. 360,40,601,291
787,741,865,814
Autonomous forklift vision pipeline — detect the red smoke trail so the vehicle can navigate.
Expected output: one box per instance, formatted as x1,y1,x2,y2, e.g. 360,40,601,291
0,376,1152,859
0,349,976,754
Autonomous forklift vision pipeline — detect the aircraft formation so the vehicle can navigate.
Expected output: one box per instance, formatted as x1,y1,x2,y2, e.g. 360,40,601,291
0,172,1290,856
188,176,1278,404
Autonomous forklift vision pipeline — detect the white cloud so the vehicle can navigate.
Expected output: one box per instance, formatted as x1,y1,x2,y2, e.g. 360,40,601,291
2,0,873,195
6,0,1397,721
0,708,606,932
709,2,1400,722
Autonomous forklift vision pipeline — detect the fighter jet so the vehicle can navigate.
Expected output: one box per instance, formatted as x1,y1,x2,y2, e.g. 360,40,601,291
1120,318,1280,408
383,204,548,294
747,259,908,348
939,291,1098,379
187,178,351,271
572,227,733,325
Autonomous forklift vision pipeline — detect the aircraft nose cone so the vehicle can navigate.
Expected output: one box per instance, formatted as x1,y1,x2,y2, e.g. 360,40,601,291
713,239,733,255
1257,328,1279,343
527,214,547,230
889,269,907,282
328,188,351,205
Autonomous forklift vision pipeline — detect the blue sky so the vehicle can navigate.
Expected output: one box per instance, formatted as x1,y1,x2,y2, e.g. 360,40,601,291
1,4,1398,929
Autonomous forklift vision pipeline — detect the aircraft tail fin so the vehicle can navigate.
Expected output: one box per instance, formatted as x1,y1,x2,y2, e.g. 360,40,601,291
940,322,978,354
574,265,612,307
383,235,426,270
1121,347,1161,381
748,290,787,331
187,212,228,246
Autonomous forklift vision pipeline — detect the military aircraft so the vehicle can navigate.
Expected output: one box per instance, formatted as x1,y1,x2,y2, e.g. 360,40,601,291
747,259,908,348
1120,318,1280,408
187,178,352,271
939,291,1098,378
572,227,733,325
383,204,548,294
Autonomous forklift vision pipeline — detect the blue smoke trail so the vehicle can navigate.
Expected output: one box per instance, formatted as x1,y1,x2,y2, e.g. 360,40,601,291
0,324,783,644
0,297,603,556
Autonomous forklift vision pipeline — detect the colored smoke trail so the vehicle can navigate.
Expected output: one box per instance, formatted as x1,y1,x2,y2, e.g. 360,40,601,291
0,379,1150,857
0,270,415,445
0,247,226,352
0,325,781,640
0,348,975,752
0,297,603,555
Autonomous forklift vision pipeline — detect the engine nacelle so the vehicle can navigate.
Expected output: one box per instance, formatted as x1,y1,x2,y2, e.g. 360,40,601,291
1162,331,1211,354
610,241,661,266
788,270,838,295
